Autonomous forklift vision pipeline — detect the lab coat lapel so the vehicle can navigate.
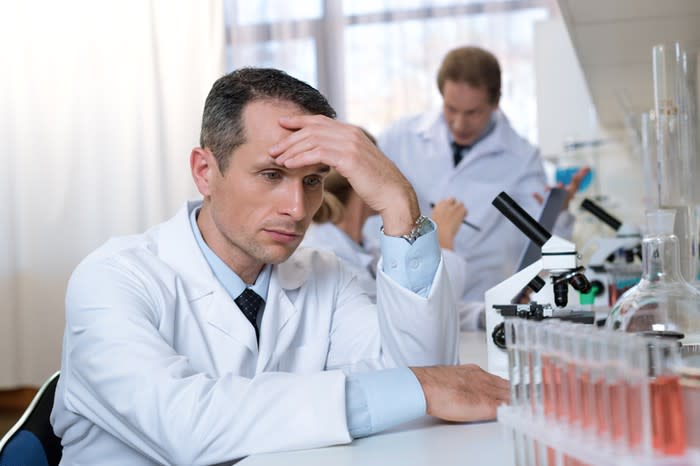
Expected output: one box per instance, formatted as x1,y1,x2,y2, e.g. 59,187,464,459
158,201,217,301
450,110,507,175
256,256,308,373
158,201,258,355
204,288,259,356
420,114,460,192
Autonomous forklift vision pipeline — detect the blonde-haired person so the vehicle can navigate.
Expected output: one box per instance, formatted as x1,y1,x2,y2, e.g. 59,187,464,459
303,133,485,330
303,169,379,300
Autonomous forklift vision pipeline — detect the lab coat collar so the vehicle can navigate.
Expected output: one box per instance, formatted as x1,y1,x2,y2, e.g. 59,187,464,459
159,201,312,296
158,201,219,301
414,109,508,159
157,201,310,356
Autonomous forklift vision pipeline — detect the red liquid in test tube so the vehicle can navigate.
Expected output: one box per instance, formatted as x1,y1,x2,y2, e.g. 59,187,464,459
541,354,558,465
594,378,608,436
541,355,557,419
578,369,592,430
608,383,625,441
625,382,642,448
650,375,686,456
567,362,579,425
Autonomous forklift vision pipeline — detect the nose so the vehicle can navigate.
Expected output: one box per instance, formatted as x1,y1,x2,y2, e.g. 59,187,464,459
452,113,468,133
279,180,306,221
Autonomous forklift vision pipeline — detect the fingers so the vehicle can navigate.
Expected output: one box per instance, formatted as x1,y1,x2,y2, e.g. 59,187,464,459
567,166,590,193
269,115,347,167
268,115,420,228
412,364,510,423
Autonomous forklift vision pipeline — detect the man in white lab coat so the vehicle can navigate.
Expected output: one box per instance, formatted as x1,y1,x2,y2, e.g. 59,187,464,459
369,46,577,311
50,68,508,465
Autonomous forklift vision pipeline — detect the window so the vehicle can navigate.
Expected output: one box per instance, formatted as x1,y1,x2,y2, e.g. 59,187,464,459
225,0,553,142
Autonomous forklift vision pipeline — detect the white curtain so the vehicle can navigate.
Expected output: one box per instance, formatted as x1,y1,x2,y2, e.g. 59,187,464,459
0,1,224,387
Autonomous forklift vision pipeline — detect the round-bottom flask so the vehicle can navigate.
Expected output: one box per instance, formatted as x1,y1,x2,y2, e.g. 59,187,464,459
607,210,700,357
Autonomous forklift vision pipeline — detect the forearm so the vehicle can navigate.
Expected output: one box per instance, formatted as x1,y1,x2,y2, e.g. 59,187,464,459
377,183,421,237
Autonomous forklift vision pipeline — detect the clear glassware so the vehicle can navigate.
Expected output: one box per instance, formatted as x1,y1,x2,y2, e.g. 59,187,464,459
653,41,700,285
607,210,700,356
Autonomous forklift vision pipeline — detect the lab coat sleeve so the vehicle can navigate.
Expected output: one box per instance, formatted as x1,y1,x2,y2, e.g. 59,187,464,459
323,249,458,372
55,256,352,465
373,252,459,367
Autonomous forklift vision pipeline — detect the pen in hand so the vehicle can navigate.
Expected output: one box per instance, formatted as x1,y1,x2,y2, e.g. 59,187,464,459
429,202,482,232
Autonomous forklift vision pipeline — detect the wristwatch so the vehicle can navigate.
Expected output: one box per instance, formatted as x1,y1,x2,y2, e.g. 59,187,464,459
398,215,433,245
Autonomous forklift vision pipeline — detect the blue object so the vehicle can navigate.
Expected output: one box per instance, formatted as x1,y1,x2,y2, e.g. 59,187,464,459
0,431,49,466
555,166,593,192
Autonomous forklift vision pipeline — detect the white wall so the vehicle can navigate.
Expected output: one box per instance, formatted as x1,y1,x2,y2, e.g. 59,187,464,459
534,18,647,245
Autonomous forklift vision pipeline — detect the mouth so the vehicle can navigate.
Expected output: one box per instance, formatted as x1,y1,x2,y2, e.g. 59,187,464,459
263,228,303,244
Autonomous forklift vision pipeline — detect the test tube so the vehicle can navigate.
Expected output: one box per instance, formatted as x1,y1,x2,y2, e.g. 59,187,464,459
603,331,629,450
504,318,528,466
562,322,583,466
648,337,687,456
505,318,520,406
621,335,652,456
540,322,561,466
517,320,533,411
678,366,700,452
574,326,595,436
587,329,611,447
527,323,549,466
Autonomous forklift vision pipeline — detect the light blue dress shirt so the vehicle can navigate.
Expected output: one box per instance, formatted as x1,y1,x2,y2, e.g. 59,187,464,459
189,207,439,438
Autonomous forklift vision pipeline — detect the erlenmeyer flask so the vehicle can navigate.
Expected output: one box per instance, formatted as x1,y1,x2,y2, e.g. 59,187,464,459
607,210,700,356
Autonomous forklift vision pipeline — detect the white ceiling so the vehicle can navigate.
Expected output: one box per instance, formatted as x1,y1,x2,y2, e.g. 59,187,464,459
557,0,700,129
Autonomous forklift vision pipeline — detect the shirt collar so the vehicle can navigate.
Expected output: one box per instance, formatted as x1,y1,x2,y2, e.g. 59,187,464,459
189,205,271,302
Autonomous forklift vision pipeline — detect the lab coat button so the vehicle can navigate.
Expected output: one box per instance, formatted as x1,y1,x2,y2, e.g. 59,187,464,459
390,260,398,268
409,259,419,269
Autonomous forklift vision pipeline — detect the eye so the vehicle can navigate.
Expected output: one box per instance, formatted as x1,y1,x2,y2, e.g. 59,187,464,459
261,171,282,181
303,175,322,187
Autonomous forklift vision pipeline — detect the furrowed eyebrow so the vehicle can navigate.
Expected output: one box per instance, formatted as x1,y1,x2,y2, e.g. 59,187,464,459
253,161,331,176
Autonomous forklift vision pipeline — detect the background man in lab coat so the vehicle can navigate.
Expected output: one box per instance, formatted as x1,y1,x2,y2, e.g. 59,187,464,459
367,46,583,313
50,67,508,465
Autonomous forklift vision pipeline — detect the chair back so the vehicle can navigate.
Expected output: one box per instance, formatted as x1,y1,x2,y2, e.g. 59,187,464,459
0,371,62,466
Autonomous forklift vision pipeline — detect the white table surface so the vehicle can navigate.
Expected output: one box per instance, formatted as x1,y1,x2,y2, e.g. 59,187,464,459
239,332,512,466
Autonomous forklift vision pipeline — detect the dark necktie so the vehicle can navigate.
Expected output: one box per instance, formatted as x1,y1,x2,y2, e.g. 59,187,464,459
451,141,469,167
234,288,264,342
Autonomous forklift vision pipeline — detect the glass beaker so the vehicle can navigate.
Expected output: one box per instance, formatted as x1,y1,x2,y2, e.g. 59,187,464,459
607,210,700,356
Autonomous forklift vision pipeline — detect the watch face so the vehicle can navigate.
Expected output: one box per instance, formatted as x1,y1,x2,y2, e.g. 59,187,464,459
416,215,432,236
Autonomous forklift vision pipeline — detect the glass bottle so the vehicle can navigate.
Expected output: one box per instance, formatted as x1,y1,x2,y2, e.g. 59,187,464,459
607,210,700,356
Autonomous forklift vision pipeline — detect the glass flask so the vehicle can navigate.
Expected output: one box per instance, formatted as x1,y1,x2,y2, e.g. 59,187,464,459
607,210,700,356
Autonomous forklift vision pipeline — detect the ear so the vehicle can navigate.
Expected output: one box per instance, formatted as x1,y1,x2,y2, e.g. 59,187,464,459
190,147,216,196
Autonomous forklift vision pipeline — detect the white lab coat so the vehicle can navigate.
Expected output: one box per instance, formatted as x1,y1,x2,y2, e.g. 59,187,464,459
303,222,484,330
50,201,458,466
367,109,548,304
